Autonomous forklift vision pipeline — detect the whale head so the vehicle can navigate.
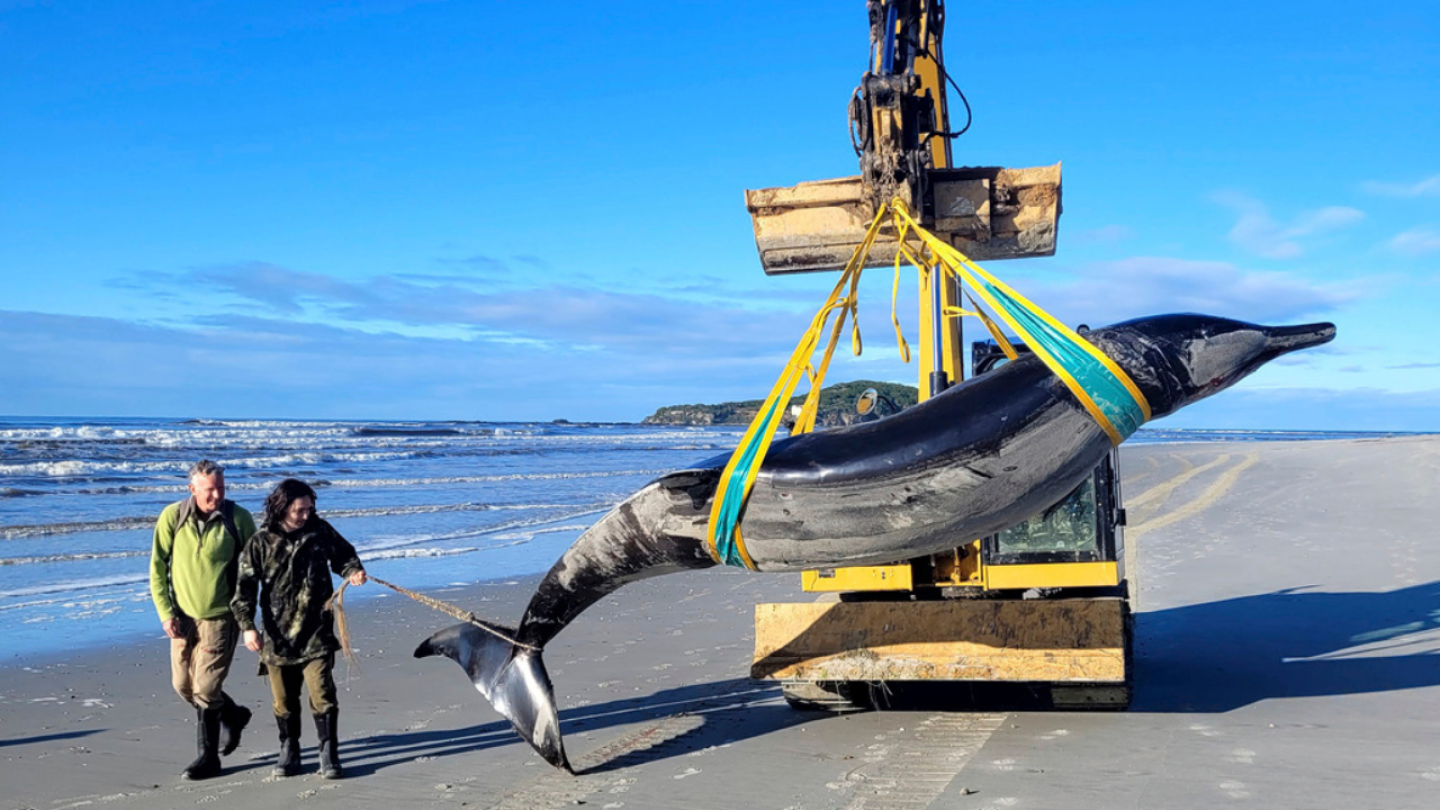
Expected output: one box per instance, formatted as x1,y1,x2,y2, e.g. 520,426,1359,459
1092,314,1336,420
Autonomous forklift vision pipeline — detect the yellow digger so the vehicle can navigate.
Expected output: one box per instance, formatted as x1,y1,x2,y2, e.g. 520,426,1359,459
745,0,1131,711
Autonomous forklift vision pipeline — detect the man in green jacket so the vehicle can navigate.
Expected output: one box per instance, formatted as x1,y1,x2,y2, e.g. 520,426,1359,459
150,459,258,780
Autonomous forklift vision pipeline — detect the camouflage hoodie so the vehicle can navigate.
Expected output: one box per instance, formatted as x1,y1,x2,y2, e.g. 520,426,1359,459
232,517,364,667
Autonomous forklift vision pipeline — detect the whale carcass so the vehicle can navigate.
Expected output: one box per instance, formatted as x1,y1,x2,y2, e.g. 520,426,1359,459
416,313,1336,771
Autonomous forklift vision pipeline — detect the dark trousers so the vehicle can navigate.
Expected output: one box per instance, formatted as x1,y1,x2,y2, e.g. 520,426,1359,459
266,655,337,717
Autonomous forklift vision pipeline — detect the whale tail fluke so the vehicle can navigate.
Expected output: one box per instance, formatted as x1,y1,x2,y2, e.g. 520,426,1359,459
414,622,572,773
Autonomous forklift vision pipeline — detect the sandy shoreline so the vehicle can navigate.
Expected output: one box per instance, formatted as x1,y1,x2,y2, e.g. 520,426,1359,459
4,436,1440,809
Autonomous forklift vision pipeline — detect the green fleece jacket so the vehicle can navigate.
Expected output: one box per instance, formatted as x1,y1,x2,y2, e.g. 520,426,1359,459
150,498,257,622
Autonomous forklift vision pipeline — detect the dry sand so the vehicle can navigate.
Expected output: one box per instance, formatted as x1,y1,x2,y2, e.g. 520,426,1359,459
4,436,1440,810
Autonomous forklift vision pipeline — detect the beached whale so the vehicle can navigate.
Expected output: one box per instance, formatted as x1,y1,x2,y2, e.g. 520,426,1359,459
416,313,1335,771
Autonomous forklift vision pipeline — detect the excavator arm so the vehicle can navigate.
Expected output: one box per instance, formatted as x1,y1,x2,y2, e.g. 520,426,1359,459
746,0,1061,277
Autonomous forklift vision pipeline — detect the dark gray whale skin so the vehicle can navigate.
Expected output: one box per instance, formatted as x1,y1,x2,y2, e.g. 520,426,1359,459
415,313,1335,771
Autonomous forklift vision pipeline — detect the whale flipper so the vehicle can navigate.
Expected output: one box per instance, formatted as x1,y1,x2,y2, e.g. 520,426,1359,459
415,622,571,772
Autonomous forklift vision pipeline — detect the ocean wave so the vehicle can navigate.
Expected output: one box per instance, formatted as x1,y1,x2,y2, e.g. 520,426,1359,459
364,546,480,561
0,487,46,498
352,505,608,556
35,468,663,499
0,573,149,600
0,449,435,479
0,517,154,540
0,499,605,539
323,469,665,489
0,425,124,441
489,524,592,541
323,502,510,519
0,550,148,566
0,589,151,614
351,426,465,437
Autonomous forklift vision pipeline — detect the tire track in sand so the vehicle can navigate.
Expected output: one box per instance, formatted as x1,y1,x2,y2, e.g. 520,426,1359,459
835,712,1006,810
1126,451,1260,541
482,713,707,809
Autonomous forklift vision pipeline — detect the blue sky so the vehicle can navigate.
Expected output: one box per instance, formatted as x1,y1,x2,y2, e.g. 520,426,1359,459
2,0,1437,430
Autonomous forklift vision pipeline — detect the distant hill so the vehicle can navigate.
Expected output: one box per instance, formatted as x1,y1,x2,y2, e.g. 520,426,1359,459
642,380,919,427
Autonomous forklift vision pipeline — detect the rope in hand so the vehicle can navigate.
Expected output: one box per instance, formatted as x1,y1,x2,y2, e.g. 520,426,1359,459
325,573,539,674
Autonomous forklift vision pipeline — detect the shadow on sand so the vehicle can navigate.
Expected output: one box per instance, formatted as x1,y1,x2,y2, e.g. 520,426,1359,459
0,728,105,748
242,581,1440,775
1131,579,1440,712
325,677,802,777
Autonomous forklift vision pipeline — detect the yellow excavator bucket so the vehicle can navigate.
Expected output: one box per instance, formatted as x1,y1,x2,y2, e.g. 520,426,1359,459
745,163,1062,275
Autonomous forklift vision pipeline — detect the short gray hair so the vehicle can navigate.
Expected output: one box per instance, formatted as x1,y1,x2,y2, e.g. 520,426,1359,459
188,459,225,479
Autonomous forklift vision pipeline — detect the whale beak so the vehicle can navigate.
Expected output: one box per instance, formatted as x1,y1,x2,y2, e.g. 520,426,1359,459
1263,322,1336,355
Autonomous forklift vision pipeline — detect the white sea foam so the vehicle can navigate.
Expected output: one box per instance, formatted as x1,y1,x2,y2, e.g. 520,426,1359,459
0,450,436,479
323,469,665,489
352,505,608,556
0,573,149,599
57,469,665,498
490,524,592,541
364,546,480,561
1,517,154,540
0,588,150,613
1,500,609,539
0,550,148,566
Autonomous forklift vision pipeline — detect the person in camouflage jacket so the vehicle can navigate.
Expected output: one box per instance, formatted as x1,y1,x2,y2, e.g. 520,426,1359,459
232,478,366,779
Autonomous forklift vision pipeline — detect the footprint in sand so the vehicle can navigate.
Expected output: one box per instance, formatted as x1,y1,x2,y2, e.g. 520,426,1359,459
1219,780,1250,799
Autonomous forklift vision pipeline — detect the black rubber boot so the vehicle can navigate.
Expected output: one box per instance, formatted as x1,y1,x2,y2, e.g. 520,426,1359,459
271,714,301,778
219,695,251,756
182,707,223,780
314,709,342,779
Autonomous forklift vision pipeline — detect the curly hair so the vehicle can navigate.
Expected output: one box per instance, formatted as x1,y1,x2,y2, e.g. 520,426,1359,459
262,478,318,532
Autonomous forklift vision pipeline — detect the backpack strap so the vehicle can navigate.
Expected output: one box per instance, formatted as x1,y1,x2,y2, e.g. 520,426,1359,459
220,501,244,599
174,498,195,532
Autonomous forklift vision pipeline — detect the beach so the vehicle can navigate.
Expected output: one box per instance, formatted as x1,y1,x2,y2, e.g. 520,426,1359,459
4,435,1440,809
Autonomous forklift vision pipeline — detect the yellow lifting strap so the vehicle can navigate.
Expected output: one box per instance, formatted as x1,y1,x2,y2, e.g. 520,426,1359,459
887,202,1151,443
704,206,893,569
705,200,1151,569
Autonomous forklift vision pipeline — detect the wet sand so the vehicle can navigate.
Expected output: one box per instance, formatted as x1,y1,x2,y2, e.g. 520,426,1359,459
4,436,1440,810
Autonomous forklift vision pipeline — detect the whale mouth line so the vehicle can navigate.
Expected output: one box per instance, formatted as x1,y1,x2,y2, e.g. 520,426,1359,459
1265,322,1337,353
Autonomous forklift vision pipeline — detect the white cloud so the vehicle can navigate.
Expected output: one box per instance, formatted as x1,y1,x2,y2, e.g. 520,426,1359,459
1157,386,1440,432
1361,174,1440,198
1004,256,1361,328
1213,192,1364,259
1389,227,1440,256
